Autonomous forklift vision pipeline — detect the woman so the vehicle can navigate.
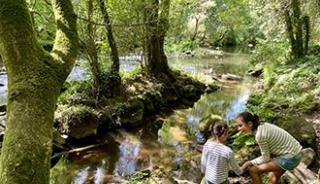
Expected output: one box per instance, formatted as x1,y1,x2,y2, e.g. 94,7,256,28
236,112,302,184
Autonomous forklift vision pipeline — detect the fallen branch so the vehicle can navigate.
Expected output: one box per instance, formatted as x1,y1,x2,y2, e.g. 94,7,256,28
51,141,108,159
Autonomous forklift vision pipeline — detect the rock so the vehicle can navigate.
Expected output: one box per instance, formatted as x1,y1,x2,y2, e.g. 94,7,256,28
300,148,316,167
129,168,177,184
247,69,263,77
55,105,100,139
221,74,243,81
282,148,318,184
205,83,220,93
276,116,317,149
198,114,223,133
175,154,203,183
113,99,145,127
182,50,195,57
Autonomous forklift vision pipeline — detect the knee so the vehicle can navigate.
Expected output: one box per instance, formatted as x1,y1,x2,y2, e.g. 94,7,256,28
268,172,277,183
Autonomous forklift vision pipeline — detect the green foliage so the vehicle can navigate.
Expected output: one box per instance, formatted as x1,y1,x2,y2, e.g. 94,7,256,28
158,119,173,143
127,170,151,184
120,67,143,80
250,39,289,66
165,38,195,53
167,0,264,49
58,80,95,106
231,132,256,147
248,55,320,115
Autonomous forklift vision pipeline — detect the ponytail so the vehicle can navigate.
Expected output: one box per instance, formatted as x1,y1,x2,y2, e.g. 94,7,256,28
211,121,228,138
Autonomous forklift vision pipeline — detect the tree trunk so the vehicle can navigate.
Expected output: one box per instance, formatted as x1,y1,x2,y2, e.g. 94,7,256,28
98,0,120,74
303,15,310,55
97,0,122,97
0,0,79,183
283,0,305,59
144,0,171,77
158,0,171,75
85,0,102,93
284,9,296,55
291,0,304,58
191,16,200,42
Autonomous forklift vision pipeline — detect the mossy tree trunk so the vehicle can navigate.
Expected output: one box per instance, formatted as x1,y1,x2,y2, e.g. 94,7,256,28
85,0,102,94
283,0,305,59
302,15,310,55
158,0,171,75
98,0,122,97
144,0,172,77
0,0,79,183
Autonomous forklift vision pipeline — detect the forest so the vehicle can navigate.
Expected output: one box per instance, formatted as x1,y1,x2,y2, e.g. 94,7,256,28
0,0,319,183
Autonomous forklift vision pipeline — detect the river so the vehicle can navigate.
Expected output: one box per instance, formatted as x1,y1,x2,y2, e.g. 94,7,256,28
49,52,252,184
0,52,252,183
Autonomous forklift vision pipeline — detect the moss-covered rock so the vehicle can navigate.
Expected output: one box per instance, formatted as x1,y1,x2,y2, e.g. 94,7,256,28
276,116,317,148
112,99,145,127
175,153,203,183
198,114,223,133
55,105,100,139
128,168,177,184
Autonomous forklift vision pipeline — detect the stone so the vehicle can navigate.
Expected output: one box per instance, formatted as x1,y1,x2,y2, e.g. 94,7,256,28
276,116,317,148
55,105,100,139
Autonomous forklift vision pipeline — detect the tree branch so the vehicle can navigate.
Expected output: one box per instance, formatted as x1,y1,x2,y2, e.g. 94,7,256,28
50,0,79,73
0,0,38,68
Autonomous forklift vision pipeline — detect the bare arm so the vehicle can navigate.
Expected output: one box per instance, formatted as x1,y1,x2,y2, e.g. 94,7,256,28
229,152,243,175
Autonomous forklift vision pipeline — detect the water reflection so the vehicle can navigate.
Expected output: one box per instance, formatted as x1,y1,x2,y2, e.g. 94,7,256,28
73,166,89,184
225,88,250,123
94,160,106,184
113,139,140,177
0,73,7,105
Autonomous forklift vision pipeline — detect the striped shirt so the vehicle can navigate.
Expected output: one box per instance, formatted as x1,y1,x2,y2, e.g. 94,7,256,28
201,141,242,184
251,123,302,165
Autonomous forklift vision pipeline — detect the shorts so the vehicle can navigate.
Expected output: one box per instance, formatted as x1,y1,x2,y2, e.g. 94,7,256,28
207,180,229,184
274,152,302,170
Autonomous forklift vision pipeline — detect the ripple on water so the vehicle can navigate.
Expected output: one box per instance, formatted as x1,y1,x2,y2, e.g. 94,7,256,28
73,166,90,184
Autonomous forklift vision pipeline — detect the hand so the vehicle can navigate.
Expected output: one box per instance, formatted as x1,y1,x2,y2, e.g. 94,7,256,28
241,161,253,171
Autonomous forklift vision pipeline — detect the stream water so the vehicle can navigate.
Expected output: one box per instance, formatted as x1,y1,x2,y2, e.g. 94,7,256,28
0,52,252,184
49,52,253,184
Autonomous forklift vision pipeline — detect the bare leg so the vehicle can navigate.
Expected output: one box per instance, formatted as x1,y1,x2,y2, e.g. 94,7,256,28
268,170,285,184
248,160,286,184
248,166,263,184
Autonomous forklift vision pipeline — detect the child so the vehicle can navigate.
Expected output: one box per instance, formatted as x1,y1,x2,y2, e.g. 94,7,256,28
201,121,243,184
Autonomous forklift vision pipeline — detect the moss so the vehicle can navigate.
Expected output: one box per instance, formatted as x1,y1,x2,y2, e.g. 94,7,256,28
127,170,151,184
50,157,73,184
158,119,173,143
0,0,79,183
